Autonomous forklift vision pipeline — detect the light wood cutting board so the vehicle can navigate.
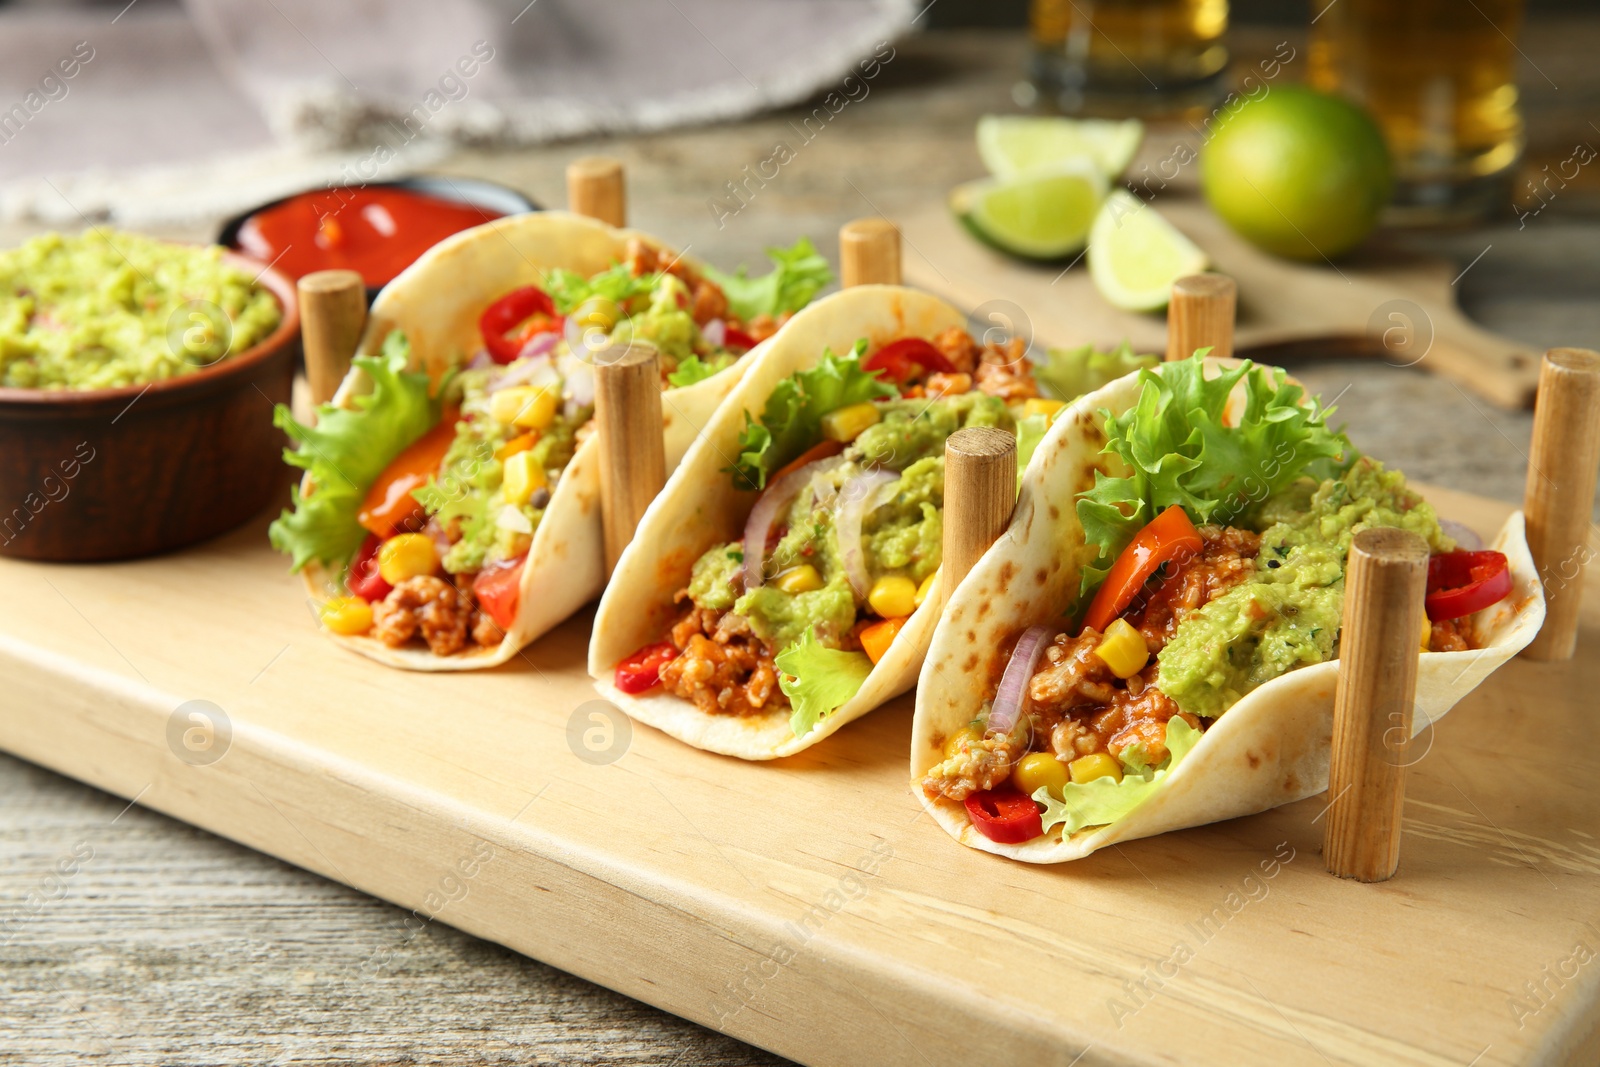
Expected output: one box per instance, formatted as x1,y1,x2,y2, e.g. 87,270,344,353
0,486,1596,1067
900,197,1543,408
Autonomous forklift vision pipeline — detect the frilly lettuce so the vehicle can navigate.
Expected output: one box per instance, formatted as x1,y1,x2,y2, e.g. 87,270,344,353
775,629,874,738
1034,340,1157,404
267,332,440,571
666,352,735,388
543,263,657,316
703,237,833,322
1033,716,1203,837
729,341,896,490
1075,352,1348,594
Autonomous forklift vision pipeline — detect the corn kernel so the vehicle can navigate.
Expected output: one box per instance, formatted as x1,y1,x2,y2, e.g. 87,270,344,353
774,564,823,594
868,575,918,619
571,296,620,333
490,385,558,430
1093,617,1149,679
914,569,938,608
859,615,906,664
1012,751,1070,801
1069,752,1123,785
1419,606,1431,651
377,533,438,584
319,596,373,636
820,402,881,443
942,722,984,760
495,431,539,461
502,450,548,507
1023,397,1067,419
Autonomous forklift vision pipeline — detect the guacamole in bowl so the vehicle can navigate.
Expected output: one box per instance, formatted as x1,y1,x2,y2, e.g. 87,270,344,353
0,229,283,390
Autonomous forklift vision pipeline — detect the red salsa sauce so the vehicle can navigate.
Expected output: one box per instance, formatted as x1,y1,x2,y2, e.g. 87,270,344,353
233,186,503,287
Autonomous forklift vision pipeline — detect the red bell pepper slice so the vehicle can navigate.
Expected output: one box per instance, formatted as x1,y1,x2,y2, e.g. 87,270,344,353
357,413,458,539
347,534,393,603
724,327,760,351
615,641,680,695
1082,505,1204,633
771,439,845,484
964,788,1043,844
472,553,527,632
479,286,561,364
862,338,956,386
1425,549,1512,621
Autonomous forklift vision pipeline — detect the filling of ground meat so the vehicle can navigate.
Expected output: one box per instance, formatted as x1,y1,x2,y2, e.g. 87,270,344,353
657,605,783,717
371,575,503,656
921,524,1257,802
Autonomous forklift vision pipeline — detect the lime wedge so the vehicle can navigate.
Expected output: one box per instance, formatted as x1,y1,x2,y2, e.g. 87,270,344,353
1087,190,1209,312
952,162,1107,261
978,115,1144,179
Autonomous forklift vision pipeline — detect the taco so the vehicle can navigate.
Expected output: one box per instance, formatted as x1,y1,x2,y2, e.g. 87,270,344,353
588,286,1152,757
269,211,832,669
913,354,1545,861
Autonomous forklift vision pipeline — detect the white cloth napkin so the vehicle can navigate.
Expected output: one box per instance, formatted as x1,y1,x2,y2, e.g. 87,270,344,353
184,0,918,148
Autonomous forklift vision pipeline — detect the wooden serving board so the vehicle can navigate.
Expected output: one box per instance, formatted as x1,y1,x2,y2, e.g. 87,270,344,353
2,485,1597,1067
900,198,1543,408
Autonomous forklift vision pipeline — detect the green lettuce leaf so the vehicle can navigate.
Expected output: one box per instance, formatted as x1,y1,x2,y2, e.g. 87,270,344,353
1034,717,1202,837
1074,352,1349,594
775,628,874,738
1034,340,1158,404
702,237,833,322
666,352,735,388
267,332,440,572
728,341,896,490
542,263,659,316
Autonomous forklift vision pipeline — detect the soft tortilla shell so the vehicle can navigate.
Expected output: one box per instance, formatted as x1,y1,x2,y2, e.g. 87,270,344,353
911,363,1546,862
298,211,753,671
589,286,966,757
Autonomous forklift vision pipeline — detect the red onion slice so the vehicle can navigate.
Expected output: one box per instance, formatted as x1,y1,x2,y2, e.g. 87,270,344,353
988,625,1052,736
467,349,494,370
559,351,596,415
1439,518,1484,551
702,318,727,348
835,469,899,601
487,350,559,394
742,456,847,591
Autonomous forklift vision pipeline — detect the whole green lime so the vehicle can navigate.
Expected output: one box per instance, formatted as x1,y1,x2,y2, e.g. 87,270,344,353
1201,86,1391,261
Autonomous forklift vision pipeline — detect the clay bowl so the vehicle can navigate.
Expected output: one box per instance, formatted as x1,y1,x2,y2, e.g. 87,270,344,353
0,250,301,562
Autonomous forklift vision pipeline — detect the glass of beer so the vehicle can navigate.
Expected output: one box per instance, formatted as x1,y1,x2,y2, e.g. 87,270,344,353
1027,0,1229,116
1308,0,1526,224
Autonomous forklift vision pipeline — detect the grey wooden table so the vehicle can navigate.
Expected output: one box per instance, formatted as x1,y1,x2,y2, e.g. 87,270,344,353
4,23,1599,1067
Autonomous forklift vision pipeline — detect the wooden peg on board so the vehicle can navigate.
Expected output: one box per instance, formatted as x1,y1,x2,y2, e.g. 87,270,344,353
840,218,901,288
1521,348,1600,661
594,345,666,574
297,269,367,407
1323,527,1431,883
940,426,1017,610
1166,273,1236,362
567,156,627,228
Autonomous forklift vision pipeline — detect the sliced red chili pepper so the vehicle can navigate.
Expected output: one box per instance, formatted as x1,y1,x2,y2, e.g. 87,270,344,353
615,641,680,695
1425,549,1512,621
347,534,393,602
723,327,760,351
862,338,956,386
357,412,457,539
472,553,527,632
964,787,1043,844
479,285,561,364
1082,505,1204,634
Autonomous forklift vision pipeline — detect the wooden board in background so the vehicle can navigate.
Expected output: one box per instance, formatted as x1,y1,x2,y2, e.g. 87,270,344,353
1,486,1596,1067
900,198,1543,408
